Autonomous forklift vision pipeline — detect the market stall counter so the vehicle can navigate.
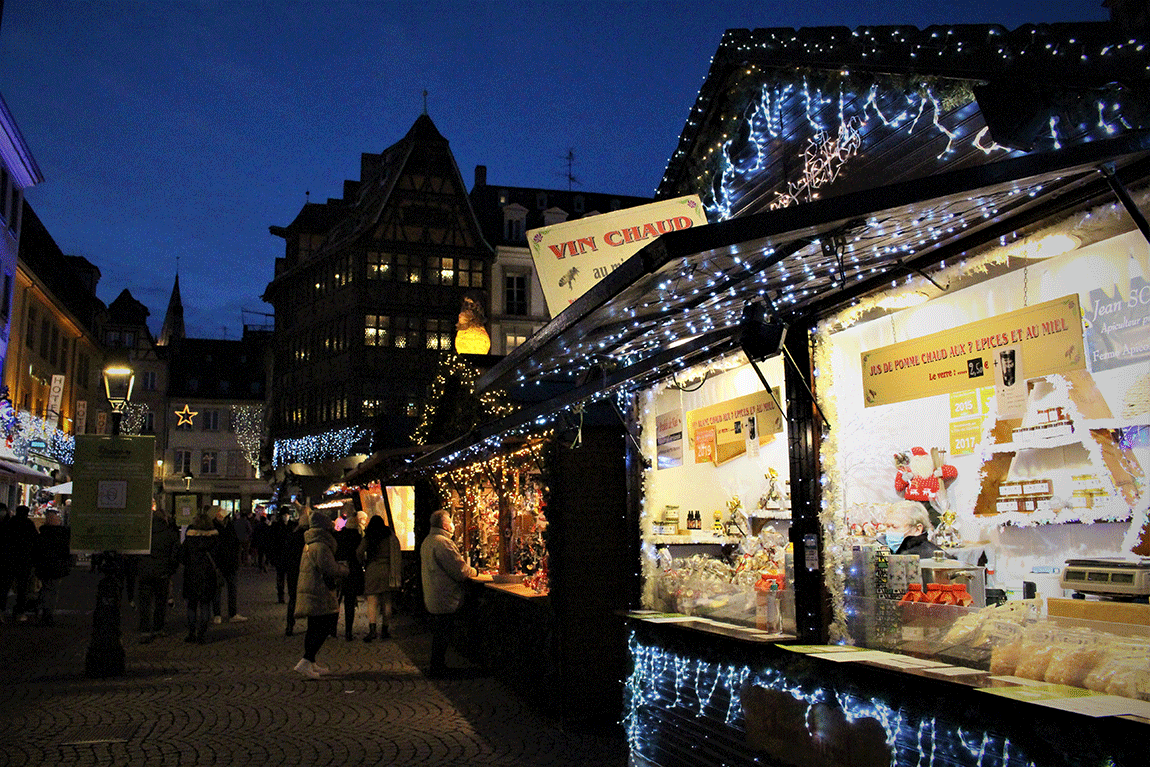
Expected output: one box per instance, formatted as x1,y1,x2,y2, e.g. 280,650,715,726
625,613,1148,767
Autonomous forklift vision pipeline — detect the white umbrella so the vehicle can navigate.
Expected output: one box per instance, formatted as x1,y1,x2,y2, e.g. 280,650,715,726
44,481,72,494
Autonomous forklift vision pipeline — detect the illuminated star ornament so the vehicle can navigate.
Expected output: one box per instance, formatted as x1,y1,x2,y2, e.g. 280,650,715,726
175,404,198,426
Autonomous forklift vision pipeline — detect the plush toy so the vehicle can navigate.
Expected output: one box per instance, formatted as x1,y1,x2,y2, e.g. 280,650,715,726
895,446,957,504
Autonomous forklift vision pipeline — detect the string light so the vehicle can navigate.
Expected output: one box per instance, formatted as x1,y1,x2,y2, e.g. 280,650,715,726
232,404,264,471
625,634,1038,766
272,425,369,467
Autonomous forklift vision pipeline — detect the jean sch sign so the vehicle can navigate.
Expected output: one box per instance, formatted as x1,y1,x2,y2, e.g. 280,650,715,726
527,195,708,316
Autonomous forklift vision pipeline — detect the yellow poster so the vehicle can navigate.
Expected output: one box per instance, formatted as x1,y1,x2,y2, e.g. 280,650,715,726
949,418,983,456
861,295,1084,407
687,389,783,465
949,390,979,420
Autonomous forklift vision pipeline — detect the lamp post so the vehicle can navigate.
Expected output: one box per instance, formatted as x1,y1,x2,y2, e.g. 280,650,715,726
85,362,135,677
103,365,134,436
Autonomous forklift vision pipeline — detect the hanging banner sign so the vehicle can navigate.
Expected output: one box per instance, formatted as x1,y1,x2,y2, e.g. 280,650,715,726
686,389,784,465
861,295,1085,408
70,434,156,553
46,374,65,430
656,409,684,469
528,195,708,315
75,400,87,435
1083,276,1150,372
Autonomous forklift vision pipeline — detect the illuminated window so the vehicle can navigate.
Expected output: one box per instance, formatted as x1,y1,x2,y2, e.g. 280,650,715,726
396,254,421,283
367,251,392,279
365,315,389,347
426,319,453,350
504,327,530,352
393,317,420,349
458,259,484,288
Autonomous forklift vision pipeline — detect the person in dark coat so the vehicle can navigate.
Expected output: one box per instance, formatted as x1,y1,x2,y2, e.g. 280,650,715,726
334,511,364,641
8,505,38,622
252,512,270,572
137,507,180,642
211,507,246,623
267,509,291,603
878,500,945,559
178,509,219,643
31,509,70,625
283,508,307,636
0,503,12,621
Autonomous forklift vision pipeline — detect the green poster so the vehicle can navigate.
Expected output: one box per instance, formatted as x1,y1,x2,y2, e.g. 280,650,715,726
71,435,156,553
174,494,198,527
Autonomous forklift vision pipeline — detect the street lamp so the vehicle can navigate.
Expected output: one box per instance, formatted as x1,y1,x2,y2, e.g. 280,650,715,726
103,365,134,435
86,362,134,677
182,470,194,491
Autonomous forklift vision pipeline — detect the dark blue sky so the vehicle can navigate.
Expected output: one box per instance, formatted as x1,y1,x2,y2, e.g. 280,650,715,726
0,1,1109,339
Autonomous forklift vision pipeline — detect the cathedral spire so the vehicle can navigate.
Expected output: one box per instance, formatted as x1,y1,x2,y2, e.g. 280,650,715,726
158,273,185,346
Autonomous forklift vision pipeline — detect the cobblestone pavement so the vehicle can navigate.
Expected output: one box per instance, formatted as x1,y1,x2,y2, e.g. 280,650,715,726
0,563,627,767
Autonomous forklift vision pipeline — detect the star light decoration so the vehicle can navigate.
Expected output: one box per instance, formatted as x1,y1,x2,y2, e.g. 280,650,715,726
624,634,1038,767
174,404,198,427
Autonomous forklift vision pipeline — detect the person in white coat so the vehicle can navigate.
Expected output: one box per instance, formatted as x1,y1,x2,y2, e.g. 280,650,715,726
292,511,348,679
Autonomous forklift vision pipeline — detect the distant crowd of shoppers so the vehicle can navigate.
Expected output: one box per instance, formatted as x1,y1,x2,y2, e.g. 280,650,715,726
2,496,479,681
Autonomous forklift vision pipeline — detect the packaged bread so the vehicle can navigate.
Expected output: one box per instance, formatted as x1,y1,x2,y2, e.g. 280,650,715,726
1015,625,1060,680
1044,630,1103,687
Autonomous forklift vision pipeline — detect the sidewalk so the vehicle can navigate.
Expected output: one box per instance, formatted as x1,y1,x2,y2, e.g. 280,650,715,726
0,563,627,767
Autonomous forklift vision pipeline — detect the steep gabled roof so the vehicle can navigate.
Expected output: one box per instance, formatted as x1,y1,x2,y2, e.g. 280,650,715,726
18,202,106,331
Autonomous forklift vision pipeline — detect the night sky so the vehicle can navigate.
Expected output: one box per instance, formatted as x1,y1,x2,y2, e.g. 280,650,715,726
0,1,1109,340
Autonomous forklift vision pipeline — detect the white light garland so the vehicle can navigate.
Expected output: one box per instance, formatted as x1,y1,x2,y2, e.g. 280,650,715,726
272,425,369,468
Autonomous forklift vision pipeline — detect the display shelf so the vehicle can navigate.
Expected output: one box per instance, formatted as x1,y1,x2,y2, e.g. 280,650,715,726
749,510,791,520
648,533,743,545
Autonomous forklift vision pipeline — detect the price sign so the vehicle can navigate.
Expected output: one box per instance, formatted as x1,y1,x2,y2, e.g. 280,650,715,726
950,418,982,456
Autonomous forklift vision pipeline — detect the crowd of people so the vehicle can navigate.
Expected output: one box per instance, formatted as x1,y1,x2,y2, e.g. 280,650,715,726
0,497,476,680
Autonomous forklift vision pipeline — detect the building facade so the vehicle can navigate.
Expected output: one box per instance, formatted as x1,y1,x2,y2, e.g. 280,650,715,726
263,114,495,462
160,332,271,518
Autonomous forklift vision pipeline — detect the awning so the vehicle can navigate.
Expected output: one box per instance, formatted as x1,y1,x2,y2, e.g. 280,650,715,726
399,134,1150,478
477,132,1150,397
0,458,55,485
45,481,73,494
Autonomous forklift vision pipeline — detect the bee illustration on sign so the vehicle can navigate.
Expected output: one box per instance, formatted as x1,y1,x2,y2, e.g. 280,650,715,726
558,267,579,291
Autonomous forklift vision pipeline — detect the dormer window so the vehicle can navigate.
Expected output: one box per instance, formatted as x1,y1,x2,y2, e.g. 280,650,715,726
542,207,568,227
502,203,528,242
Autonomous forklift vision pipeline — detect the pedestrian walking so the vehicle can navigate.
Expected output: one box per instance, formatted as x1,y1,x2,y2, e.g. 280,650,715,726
8,505,38,622
358,514,401,642
334,510,364,641
233,509,253,566
31,509,70,625
0,502,12,622
420,509,476,677
283,506,307,636
293,510,347,679
252,512,270,572
136,507,180,642
267,509,292,603
212,507,247,623
178,510,219,644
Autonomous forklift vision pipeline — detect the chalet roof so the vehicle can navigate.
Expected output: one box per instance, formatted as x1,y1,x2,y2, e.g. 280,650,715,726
657,22,1150,217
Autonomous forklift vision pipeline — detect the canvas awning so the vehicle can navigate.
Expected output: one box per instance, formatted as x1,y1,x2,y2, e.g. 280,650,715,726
0,458,55,485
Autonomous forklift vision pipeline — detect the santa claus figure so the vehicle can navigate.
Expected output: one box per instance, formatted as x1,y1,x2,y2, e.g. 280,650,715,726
895,446,957,504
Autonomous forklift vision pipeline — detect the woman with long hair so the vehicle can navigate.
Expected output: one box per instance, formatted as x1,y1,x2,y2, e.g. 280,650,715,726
357,514,402,641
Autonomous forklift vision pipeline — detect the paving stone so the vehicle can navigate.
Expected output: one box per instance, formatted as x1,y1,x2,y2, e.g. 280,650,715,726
0,565,627,766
